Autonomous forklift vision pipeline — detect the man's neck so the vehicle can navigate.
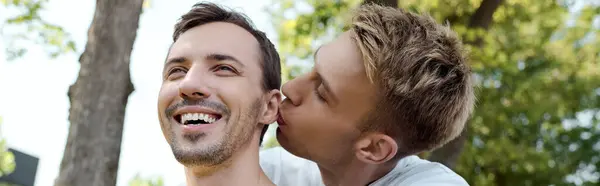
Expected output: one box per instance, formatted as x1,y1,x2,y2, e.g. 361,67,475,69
317,159,397,186
184,139,274,186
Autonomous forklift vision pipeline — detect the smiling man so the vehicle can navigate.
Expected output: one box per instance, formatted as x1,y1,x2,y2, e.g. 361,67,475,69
158,2,281,186
260,3,474,186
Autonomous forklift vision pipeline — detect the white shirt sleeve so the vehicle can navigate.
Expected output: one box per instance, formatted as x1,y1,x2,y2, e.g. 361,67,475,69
404,172,470,186
259,147,325,186
402,167,470,186
370,156,470,186
404,161,469,186
260,148,468,186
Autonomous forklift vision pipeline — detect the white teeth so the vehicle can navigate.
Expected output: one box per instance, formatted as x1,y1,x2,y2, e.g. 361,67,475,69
181,113,218,124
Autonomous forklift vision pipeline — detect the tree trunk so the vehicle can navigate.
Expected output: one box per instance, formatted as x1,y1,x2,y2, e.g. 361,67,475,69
427,0,504,169
468,0,504,29
54,0,143,185
362,0,397,7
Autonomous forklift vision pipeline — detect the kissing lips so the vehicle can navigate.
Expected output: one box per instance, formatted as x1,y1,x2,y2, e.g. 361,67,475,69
276,111,287,126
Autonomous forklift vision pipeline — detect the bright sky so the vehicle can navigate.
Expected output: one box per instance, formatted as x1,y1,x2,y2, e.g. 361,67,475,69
0,0,279,185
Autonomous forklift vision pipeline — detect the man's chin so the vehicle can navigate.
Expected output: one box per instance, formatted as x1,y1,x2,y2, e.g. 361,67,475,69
169,136,231,166
275,129,304,158
181,132,207,142
172,146,229,166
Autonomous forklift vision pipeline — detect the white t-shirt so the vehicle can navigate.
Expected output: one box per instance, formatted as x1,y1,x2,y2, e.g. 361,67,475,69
259,147,470,186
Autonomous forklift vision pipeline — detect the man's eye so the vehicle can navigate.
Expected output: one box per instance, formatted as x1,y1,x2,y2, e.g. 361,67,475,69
165,67,186,80
168,68,186,75
215,65,234,72
314,89,326,102
314,85,326,102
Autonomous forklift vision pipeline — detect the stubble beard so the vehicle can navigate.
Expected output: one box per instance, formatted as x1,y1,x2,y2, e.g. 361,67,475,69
169,99,262,167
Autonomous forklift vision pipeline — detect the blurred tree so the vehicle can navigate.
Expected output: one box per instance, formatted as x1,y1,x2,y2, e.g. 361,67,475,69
363,0,396,7
426,0,504,170
3,1,157,186
266,0,600,185
0,0,77,61
0,116,16,181
3,0,157,185
1,0,152,60
262,135,280,149
52,0,144,185
128,174,164,186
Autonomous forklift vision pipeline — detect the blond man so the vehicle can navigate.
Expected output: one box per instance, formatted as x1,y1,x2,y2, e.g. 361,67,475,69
260,4,474,186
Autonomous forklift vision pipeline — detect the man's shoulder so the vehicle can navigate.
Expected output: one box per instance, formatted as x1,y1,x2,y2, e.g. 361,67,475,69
258,148,468,186
259,147,324,186
371,156,470,186
259,146,316,168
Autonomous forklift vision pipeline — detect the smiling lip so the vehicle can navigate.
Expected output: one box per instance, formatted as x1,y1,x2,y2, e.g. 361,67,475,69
180,122,218,134
171,106,223,135
172,106,223,122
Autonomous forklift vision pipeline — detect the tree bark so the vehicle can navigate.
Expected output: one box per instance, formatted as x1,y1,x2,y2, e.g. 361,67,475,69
362,0,397,7
468,0,504,29
54,0,143,185
427,0,504,169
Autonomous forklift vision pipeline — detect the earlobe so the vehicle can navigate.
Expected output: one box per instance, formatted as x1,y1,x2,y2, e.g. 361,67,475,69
354,134,398,164
258,89,282,125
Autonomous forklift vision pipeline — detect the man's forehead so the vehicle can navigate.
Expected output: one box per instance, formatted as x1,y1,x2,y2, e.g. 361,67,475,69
173,23,259,52
315,44,364,76
166,23,261,65
315,34,373,95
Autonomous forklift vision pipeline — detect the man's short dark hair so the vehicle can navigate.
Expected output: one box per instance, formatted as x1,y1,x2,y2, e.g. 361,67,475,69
172,2,281,145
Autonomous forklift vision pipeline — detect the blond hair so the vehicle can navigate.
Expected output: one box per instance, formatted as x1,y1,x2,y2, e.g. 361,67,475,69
351,4,475,157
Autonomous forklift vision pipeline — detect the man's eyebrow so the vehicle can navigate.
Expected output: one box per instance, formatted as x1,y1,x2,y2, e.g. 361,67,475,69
206,53,245,67
165,56,186,66
313,46,338,103
313,46,335,98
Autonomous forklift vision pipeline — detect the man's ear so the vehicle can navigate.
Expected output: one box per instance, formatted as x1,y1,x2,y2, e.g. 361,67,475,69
354,133,398,164
258,89,282,125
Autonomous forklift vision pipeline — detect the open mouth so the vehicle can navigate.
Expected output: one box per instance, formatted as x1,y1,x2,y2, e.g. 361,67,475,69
174,113,223,125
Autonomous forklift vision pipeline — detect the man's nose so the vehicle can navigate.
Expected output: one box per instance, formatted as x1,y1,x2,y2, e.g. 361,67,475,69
281,74,309,106
178,68,212,100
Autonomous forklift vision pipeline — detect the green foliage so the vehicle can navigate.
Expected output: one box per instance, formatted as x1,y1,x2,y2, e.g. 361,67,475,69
128,174,164,186
0,183,20,186
269,0,600,185
262,136,281,150
1,0,76,61
0,116,16,178
266,0,362,82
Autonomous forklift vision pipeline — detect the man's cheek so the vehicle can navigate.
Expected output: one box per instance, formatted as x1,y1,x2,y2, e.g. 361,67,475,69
159,84,179,99
158,88,178,113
